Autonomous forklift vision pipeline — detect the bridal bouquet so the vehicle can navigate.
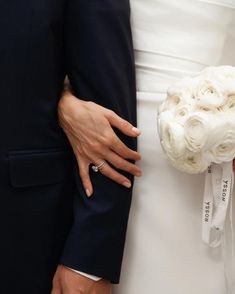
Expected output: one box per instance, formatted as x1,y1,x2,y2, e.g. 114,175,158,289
158,66,235,174
158,66,235,292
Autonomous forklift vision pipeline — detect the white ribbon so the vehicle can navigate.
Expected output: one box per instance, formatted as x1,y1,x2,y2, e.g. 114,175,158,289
202,161,234,293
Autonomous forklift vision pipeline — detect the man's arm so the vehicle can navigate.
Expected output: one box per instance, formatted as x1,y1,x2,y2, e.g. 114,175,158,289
60,0,137,284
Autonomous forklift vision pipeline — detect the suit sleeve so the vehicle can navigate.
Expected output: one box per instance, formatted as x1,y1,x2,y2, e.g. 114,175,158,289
60,0,137,284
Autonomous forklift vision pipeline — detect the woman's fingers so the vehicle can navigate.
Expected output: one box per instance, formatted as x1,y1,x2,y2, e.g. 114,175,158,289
93,159,132,188
72,145,93,197
71,135,141,193
105,151,142,177
106,110,141,137
110,134,141,161
68,133,142,194
78,159,93,197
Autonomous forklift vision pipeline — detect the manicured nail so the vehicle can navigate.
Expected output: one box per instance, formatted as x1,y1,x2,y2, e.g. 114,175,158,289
132,127,141,135
123,182,132,188
136,171,142,177
86,189,92,197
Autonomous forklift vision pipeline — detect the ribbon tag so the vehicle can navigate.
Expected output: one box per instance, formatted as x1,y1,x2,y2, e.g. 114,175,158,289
202,161,234,293
211,162,234,231
202,162,233,247
202,165,214,245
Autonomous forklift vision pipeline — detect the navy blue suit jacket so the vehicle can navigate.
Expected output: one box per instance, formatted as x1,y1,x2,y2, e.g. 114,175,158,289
0,0,136,292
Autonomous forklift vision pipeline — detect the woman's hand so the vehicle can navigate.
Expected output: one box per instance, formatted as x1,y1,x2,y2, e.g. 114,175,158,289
58,91,142,197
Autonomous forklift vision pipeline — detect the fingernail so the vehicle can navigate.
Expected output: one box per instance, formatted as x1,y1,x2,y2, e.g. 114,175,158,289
136,171,142,177
123,182,132,188
132,127,141,135
86,189,92,197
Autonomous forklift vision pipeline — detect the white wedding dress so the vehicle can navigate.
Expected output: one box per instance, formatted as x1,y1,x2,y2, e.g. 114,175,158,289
114,1,235,294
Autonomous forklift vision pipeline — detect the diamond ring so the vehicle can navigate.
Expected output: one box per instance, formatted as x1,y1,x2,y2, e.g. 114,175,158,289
91,160,107,172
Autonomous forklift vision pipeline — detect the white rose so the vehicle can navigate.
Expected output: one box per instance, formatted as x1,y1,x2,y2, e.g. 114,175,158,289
194,105,221,113
161,93,188,112
194,102,223,114
208,121,235,164
213,66,235,94
157,110,174,137
174,104,192,125
222,94,235,112
214,66,235,79
159,95,182,112
167,77,196,105
193,74,226,107
171,151,209,174
159,119,186,160
184,113,210,153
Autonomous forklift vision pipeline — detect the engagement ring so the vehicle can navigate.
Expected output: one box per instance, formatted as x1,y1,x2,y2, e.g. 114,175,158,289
91,160,107,172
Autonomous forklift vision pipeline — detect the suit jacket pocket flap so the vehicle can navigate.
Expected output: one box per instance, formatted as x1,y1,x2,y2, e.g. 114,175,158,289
9,149,72,188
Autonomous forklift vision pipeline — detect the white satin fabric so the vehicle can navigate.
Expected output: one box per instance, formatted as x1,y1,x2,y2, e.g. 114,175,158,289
114,1,235,293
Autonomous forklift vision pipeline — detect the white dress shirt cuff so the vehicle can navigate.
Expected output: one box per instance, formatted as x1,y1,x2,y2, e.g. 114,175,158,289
67,267,102,281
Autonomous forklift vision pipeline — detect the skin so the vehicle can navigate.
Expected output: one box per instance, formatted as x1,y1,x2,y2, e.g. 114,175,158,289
58,90,142,197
